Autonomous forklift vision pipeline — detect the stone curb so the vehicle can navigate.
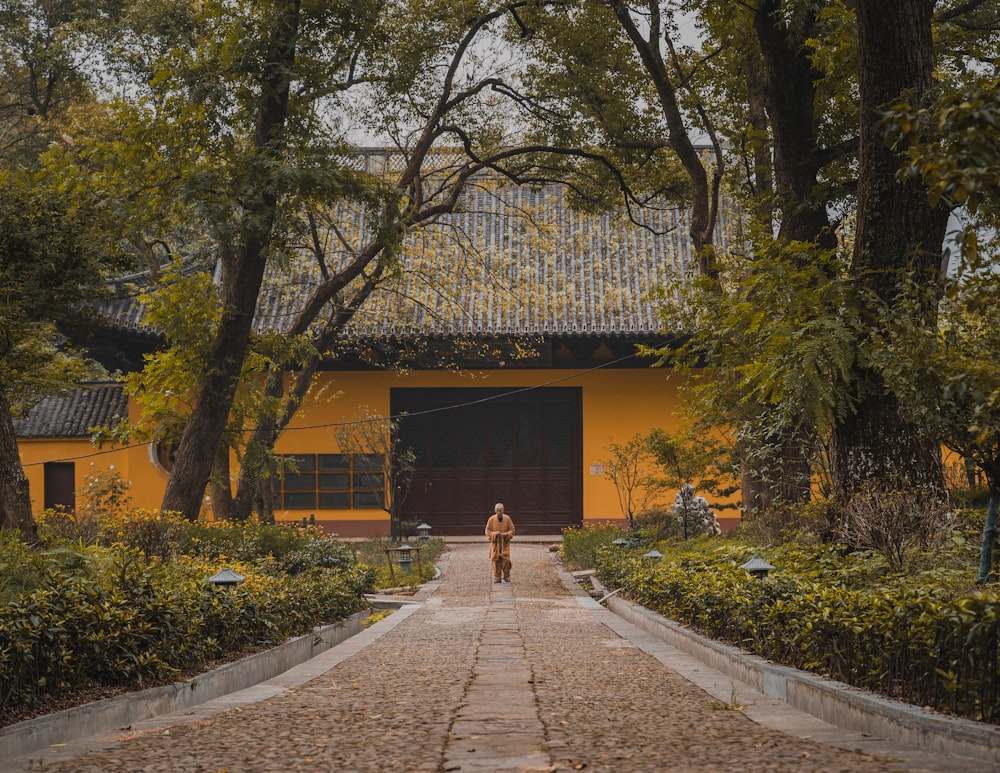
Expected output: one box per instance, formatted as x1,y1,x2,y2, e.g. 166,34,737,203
586,574,1000,765
0,610,371,762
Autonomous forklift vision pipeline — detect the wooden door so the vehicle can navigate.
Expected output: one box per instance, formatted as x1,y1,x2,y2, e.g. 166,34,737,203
392,387,582,535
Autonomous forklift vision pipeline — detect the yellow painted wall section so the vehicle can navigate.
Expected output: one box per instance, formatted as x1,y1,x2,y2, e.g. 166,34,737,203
19,438,134,514
17,367,692,531
270,367,688,528
579,368,690,522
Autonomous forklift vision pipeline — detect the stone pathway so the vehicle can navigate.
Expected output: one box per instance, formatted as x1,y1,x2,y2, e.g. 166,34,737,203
4,544,981,772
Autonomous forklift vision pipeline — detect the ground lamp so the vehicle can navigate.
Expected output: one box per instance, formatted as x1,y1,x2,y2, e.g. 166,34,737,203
739,556,776,579
643,548,664,560
398,542,413,572
207,568,246,587
612,537,630,548
417,523,432,542
383,543,424,586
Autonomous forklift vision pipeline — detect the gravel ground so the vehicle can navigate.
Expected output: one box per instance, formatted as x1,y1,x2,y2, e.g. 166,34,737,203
6,544,961,772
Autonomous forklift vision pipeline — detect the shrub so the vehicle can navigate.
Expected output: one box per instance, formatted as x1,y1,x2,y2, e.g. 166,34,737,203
633,504,675,543
78,467,131,520
595,540,1000,722
103,509,190,559
633,486,721,542
0,530,50,601
0,543,370,714
180,519,332,564
561,522,623,570
839,486,954,571
36,507,102,546
277,539,356,575
669,484,721,539
736,499,839,545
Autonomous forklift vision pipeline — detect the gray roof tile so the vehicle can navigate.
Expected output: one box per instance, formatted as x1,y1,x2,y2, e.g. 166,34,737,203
15,384,128,438
96,181,738,341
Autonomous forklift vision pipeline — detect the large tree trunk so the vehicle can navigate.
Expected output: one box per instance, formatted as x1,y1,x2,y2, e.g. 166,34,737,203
210,443,235,522
831,0,949,500
0,391,38,543
737,1,835,515
740,423,813,515
160,1,301,519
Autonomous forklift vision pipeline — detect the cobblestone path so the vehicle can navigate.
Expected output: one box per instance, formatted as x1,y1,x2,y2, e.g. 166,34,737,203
6,544,968,772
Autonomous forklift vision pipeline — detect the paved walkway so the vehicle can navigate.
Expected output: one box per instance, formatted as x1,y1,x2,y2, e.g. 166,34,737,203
5,545,982,772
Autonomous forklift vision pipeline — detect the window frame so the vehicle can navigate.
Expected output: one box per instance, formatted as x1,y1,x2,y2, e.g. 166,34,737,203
273,453,385,510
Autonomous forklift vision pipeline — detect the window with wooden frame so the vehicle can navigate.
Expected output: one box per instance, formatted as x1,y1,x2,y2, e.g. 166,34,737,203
273,453,385,510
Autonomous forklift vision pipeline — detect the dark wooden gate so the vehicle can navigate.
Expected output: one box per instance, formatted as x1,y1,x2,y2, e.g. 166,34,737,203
392,387,582,535
43,462,75,511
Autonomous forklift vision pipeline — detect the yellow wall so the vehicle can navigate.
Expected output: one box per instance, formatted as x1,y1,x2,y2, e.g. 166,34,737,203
269,367,689,532
19,366,694,534
19,438,135,513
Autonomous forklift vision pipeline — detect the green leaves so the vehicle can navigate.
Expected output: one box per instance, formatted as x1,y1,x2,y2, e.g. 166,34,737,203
0,526,371,713
886,78,1000,221
659,236,857,436
596,536,1000,721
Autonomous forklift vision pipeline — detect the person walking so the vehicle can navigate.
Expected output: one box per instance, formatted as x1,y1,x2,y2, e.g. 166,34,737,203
485,502,515,583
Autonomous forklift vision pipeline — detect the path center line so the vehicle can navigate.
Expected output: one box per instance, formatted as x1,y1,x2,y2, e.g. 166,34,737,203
441,584,552,773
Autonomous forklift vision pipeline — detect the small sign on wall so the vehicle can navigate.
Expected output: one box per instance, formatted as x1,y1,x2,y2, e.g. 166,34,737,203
589,463,605,476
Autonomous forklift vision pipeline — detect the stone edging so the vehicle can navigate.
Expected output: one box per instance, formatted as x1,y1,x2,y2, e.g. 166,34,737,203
0,610,370,762
594,580,1000,765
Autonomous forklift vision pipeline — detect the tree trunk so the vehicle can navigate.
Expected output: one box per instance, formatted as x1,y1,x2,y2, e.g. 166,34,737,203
737,1,833,516
977,486,999,584
831,0,949,500
754,0,836,251
160,0,301,519
0,390,38,543
740,49,772,224
231,275,383,521
609,1,720,274
740,423,813,515
232,369,286,520
831,385,944,497
210,442,235,522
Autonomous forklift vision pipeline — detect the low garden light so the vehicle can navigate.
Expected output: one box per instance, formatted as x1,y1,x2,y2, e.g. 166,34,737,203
207,568,245,587
383,543,423,585
612,537,630,548
398,542,413,572
417,523,432,542
739,556,776,579
643,548,664,560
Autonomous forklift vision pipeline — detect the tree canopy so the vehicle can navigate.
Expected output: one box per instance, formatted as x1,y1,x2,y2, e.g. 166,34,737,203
7,0,1000,578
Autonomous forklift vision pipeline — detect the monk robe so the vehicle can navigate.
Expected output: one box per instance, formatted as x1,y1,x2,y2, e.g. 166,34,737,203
485,512,515,582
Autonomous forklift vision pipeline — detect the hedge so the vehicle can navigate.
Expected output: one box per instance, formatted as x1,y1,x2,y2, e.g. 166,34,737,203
595,544,1000,722
0,545,374,714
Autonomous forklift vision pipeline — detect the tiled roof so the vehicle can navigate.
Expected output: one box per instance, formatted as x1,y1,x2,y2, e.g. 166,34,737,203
97,259,213,340
14,383,128,438
96,180,738,341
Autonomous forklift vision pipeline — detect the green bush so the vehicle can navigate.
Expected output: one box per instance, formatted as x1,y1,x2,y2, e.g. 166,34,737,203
179,519,326,563
561,522,624,571
595,539,1000,722
0,513,436,717
0,533,372,715
631,504,672,542
349,537,446,590
274,539,356,575
0,530,51,601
